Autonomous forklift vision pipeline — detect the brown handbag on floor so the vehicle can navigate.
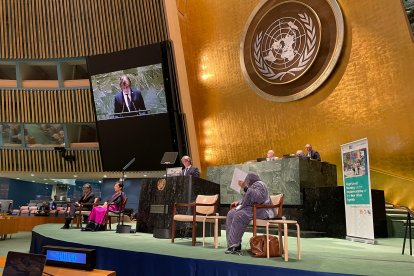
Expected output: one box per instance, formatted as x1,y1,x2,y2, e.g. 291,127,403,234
249,235,281,257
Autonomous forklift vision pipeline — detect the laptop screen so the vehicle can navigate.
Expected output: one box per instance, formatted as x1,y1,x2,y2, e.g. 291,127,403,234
3,251,46,276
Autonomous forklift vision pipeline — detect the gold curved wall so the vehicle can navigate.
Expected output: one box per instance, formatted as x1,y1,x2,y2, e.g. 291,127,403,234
178,0,414,209
0,0,168,58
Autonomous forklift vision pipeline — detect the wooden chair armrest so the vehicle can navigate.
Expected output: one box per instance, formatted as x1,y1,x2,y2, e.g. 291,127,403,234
172,202,197,218
174,202,195,207
254,203,280,209
194,202,216,207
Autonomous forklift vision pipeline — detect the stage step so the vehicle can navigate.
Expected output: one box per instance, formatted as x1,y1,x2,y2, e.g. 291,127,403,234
386,213,408,219
385,203,394,208
385,208,408,214
385,205,412,238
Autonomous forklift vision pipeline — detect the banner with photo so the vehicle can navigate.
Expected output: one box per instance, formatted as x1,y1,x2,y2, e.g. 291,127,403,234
341,138,375,243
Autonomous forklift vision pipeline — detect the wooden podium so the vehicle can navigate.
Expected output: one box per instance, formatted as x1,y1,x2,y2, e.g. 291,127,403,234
136,176,220,238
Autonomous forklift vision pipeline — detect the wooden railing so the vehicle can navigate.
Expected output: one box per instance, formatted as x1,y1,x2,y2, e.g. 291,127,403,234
0,89,95,123
0,0,168,59
0,148,102,172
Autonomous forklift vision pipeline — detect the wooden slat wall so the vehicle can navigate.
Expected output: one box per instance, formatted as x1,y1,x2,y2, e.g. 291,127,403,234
0,0,169,59
0,148,102,172
0,89,94,123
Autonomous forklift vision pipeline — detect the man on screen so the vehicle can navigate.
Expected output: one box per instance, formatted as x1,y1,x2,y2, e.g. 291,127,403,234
114,75,147,116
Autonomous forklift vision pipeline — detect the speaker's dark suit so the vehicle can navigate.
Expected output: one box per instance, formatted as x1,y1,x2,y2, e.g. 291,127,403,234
182,166,200,177
307,150,321,161
114,89,147,116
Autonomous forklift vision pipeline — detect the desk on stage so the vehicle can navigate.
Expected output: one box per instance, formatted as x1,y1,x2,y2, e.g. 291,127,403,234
0,256,116,276
207,156,337,205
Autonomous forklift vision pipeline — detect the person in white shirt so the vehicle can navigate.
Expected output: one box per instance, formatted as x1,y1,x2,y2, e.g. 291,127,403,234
266,150,278,161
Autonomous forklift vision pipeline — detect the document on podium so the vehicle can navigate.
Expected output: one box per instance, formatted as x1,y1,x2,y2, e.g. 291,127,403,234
230,168,248,194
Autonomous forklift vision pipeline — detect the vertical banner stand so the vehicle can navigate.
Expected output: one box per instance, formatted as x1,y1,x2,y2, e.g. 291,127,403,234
341,138,375,244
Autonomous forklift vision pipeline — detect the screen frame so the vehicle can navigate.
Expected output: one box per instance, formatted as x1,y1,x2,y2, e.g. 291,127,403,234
86,41,188,171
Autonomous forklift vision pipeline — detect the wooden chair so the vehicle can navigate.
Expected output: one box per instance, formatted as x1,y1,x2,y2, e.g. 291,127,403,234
72,198,100,228
171,194,219,246
251,193,284,236
106,196,128,230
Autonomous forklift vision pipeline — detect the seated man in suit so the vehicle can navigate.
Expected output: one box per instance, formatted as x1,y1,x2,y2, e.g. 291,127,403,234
181,155,200,177
35,202,50,216
61,183,96,229
266,150,278,161
114,75,147,116
305,144,321,161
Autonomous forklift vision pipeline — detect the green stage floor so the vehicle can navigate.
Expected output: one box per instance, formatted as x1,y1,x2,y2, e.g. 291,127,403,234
24,224,414,275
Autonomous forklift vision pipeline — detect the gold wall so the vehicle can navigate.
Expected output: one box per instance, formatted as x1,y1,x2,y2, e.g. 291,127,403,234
178,0,414,208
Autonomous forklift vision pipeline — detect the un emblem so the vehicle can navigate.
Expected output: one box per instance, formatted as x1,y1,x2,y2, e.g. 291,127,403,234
241,0,344,102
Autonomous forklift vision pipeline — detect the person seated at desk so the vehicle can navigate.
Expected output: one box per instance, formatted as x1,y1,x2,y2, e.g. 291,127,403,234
35,202,50,216
225,173,274,255
61,183,95,229
305,144,321,161
82,182,125,231
181,155,200,177
295,150,305,157
266,150,278,161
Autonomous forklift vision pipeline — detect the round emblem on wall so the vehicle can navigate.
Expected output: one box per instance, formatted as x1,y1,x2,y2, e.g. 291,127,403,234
156,178,166,191
240,0,344,102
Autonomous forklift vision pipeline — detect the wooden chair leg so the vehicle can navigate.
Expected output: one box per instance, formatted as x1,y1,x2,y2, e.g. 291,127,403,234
202,219,206,247
296,223,301,260
171,220,176,243
192,220,196,246
266,223,270,259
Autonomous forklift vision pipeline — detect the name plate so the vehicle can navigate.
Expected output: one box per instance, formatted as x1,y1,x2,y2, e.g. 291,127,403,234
150,205,168,214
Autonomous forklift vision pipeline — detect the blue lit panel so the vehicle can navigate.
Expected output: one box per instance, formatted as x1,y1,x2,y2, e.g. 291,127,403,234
46,250,87,264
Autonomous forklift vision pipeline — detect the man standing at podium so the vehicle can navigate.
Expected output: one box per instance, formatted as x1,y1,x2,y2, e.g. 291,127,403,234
114,75,147,116
181,156,200,177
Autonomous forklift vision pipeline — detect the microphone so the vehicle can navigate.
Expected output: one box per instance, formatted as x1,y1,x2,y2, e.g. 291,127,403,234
131,97,137,111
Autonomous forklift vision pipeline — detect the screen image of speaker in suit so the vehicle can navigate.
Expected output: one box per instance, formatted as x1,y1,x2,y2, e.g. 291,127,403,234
114,75,147,116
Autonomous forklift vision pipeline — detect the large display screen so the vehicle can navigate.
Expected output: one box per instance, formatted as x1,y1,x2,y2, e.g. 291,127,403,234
87,42,187,171
91,64,167,121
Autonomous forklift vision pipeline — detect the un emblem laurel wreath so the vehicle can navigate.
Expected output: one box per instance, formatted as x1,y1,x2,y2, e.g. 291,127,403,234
254,13,316,81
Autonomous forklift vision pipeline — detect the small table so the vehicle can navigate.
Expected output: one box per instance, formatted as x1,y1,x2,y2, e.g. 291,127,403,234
266,220,301,261
202,215,226,248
